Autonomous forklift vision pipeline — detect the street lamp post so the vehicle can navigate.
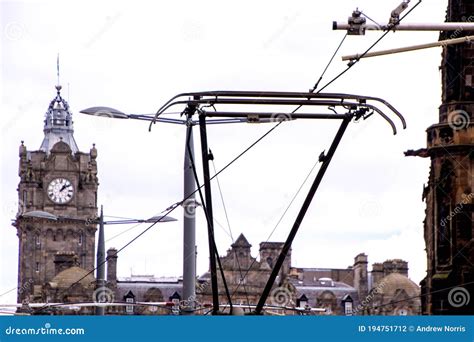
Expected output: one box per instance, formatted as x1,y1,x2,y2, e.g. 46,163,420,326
182,114,197,315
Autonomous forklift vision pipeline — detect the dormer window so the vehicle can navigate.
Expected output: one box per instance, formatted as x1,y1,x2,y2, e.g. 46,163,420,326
342,294,353,316
124,291,135,314
169,292,181,315
297,294,309,309
125,297,134,314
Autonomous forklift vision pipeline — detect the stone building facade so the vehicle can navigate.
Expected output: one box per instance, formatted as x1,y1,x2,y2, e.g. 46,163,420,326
110,234,420,315
197,234,292,311
406,0,474,315
13,85,99,314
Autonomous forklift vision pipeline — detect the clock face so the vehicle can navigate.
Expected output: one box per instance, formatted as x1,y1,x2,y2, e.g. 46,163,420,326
47,178,74,204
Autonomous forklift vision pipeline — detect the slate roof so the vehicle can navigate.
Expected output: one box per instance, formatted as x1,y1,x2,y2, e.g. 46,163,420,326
116,276,183,302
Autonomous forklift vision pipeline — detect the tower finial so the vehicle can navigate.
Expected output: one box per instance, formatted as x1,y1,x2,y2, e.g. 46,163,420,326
56,53,60,86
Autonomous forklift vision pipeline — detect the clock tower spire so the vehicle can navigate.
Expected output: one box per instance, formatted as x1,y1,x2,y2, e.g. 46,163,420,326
39,83,79,154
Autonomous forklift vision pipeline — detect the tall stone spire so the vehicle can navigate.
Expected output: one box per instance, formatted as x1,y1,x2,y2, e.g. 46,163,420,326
407,0,473,315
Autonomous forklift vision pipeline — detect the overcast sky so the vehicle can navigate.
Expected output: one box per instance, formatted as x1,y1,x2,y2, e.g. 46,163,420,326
1,0,449,305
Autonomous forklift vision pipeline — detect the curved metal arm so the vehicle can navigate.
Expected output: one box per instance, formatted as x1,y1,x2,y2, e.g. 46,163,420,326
151,90,405,134
360,104,397,135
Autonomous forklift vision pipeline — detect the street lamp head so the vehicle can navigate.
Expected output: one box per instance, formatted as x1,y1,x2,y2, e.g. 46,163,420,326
22,211,58,221
79,106,129,119
145,215,178,223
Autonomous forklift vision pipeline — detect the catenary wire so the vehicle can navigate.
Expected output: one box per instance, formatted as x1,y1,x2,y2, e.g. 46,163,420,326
211,156,252,311
223,152,322,307
361,11,382,27
106,222,143,243
311,33,348,92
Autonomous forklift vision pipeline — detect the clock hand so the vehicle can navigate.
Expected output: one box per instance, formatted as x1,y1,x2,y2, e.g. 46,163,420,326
60,184,68,192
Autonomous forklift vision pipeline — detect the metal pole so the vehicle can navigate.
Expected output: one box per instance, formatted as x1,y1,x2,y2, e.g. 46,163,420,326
96,205,105,315
333,22,474,32
342,35,474,61
254,116,352,315
182,117,196,315
198,112,220,314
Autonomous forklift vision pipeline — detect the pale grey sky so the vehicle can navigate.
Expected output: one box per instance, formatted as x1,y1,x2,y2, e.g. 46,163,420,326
1,0,448,305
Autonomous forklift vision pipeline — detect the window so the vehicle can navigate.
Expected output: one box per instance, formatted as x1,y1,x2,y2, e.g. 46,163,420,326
398,309,408,316
22,190,27,210
35,234,41,247
342,294,353,316
78,232,83,246
35,262,39,272
124,291,135,314
125,297,134,314
344,301,353,316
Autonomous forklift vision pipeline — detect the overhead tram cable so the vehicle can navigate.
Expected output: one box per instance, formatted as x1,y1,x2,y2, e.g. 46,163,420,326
211,156,252,311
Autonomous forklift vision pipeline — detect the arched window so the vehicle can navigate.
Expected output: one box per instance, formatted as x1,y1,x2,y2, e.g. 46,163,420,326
144,288,164,302
318,291,337,315
22,190,27,211
78,232,84,246
436,160,454,265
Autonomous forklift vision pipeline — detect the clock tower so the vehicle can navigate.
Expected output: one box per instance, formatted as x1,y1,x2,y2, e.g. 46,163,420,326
14,84,99,309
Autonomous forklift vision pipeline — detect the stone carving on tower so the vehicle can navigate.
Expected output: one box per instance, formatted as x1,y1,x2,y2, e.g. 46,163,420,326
13,84,99,314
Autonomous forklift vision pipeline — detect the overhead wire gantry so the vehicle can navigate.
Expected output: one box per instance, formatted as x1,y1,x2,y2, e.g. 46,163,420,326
333,0,474,62
150,90,406,315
